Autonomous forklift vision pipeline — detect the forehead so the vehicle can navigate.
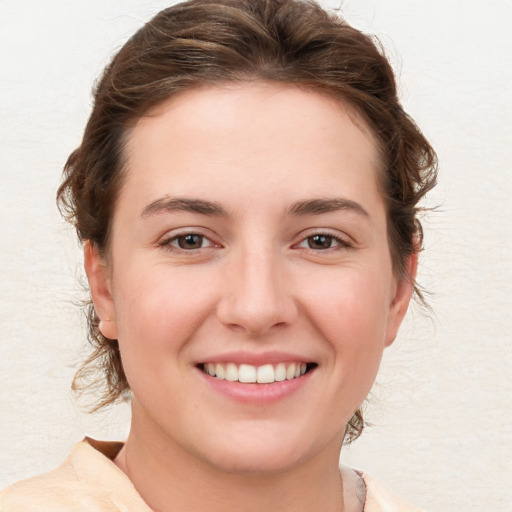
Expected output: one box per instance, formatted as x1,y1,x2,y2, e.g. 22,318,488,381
132,82,379,154
121,82,383,213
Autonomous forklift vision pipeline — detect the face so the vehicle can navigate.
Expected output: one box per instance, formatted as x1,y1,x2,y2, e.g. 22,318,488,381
87,83,415,475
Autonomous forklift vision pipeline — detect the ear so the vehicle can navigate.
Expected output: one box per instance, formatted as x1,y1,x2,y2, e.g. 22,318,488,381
84,241,118,340
384,251,418,347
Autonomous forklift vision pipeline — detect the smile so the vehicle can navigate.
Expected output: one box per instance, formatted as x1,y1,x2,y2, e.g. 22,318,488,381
200,362,315,384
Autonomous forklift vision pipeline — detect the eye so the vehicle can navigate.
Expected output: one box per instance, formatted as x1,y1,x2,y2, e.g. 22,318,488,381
296,233,350,251
307,234,335,250
176,234,206,249
160,232,216,251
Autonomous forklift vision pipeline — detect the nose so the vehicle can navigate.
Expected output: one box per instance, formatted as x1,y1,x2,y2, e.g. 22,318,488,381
216,246,298,336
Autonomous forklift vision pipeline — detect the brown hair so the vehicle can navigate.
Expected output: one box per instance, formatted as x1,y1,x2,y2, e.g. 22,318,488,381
57,0,437,444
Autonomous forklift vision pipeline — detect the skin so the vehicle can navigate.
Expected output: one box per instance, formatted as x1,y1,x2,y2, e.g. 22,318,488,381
85,82,416,512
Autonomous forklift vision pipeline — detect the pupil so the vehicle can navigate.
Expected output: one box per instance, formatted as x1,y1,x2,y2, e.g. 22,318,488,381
309,235,331,249
179,234,202,249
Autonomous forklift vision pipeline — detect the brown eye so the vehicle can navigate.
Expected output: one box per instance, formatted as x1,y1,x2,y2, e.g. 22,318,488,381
307,234,334,250
177,234,204,249
160,231,218,252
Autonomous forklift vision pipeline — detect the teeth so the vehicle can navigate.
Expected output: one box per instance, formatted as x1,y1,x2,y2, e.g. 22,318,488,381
239,364,256,383
225,363,238,382
257,364,274,384
202,362,310,383
275,363,286,382
215,364,226,379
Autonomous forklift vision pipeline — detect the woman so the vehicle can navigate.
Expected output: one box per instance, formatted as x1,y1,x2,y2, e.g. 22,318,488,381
0,0,437,510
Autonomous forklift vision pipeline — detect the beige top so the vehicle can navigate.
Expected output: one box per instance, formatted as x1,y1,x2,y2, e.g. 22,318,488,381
0,438,423,512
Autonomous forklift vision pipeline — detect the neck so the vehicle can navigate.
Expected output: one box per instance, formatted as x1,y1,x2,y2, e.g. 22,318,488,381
115,410,351,512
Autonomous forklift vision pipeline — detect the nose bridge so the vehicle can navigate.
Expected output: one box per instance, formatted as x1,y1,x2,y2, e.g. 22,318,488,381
217,241,296,335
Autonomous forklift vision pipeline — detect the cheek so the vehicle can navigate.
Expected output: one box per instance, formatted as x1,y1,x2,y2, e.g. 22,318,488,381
305,266,392,369
111,266,219,365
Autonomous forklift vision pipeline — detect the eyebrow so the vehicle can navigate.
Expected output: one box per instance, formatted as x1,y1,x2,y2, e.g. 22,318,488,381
140,196,369,219
288,198,369,218
140,197,228,218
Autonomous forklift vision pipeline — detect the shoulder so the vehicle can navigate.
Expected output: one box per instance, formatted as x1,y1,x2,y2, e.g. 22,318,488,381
1,463,90,512
360,471,426,512
0,439,150,512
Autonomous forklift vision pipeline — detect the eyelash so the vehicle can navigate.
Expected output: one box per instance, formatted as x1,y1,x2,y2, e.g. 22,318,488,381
295,233,352,251
158,231,352,253
159,232,217,252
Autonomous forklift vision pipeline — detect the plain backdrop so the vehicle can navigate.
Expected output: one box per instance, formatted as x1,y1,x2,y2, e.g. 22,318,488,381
1,1,511,511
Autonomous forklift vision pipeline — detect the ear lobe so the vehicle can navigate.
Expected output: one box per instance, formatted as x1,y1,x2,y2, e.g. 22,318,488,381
84,241,118,340
385,251,418,347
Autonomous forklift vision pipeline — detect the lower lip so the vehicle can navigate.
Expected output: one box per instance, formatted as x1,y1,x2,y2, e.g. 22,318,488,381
196,367,314,404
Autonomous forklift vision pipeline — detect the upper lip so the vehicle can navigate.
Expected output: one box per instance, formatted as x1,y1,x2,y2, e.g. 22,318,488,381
196,351,316,366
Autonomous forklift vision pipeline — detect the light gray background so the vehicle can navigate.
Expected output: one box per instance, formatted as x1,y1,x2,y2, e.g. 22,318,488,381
1,1,511,511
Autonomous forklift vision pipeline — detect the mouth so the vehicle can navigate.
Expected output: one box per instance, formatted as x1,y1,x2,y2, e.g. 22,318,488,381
198,362,317,384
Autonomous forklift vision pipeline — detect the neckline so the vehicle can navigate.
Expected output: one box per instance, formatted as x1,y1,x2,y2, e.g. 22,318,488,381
82,437,369,511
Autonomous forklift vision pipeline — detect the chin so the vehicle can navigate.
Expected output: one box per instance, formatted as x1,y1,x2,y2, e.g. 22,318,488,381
187,424,331,477
201,445,306,476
